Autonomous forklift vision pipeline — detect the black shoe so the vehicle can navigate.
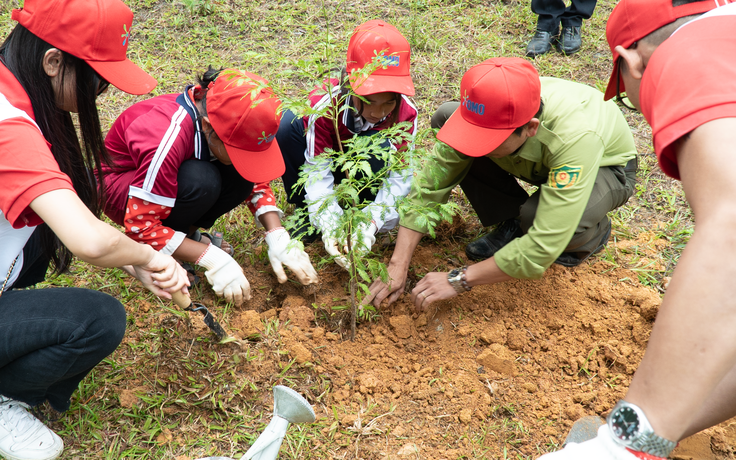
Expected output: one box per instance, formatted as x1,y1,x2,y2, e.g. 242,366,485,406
526,29,558,57
557,26,582,55
291,222,320,244
465,219,523,261
555,218,612,267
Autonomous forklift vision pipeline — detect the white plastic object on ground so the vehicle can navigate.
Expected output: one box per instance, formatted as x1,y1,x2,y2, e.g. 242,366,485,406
193,385,315,460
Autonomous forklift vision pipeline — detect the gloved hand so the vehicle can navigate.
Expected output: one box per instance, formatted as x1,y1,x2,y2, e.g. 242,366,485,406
197,244,250,305
342,221,377,256
322,232,349,269
266,228,319,285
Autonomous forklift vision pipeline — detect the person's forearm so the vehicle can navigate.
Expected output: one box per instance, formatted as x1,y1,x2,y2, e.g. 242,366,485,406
390,226,424,269
31,189,156,268
172,238,210,263
626,223,736,440
259,211,283,232
464,257,514,287
627,119,736,441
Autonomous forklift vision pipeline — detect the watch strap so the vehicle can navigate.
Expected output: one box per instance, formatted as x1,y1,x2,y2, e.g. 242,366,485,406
631,432,677,458
447,266,471,294
608,401,676,458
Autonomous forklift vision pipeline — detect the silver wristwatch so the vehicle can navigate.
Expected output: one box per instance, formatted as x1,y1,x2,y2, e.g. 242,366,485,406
607,400,677,458
447,266,471,294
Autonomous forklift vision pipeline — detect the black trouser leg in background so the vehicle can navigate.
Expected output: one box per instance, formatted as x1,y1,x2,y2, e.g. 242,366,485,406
531,0,597,31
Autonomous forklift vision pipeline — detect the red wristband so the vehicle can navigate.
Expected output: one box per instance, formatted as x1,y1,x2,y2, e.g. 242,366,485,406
265,226,285,236
195,244,212,265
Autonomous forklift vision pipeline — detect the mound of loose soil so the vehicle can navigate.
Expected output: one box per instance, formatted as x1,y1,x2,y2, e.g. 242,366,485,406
116,234,735,459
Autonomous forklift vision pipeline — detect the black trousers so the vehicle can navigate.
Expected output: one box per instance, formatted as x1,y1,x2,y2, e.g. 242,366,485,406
3,227,125,412
532,0,598,31
162,159,254,234
276,109,387,209
432,101,636,256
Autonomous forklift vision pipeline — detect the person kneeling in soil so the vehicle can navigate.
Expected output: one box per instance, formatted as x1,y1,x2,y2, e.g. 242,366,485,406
366,57,637,311
538,1,736,459
276,19,418,268
0,0,188,459
101,67,318,306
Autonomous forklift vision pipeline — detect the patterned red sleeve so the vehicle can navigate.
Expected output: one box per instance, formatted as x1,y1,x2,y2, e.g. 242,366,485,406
123,196,176,250
245,183,282,220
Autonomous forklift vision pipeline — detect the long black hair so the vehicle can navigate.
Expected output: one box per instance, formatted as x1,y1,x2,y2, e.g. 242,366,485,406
194,65,223,117
0,25,109,274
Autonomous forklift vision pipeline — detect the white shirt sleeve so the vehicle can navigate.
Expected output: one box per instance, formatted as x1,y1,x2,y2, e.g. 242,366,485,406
364,166,413,232
304,154,343,234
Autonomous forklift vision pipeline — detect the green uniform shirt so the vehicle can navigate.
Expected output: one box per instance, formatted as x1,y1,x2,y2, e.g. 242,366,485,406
403,77,636,279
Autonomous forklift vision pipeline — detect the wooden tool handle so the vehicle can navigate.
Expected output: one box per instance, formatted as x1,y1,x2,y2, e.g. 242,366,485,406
171,289,192,309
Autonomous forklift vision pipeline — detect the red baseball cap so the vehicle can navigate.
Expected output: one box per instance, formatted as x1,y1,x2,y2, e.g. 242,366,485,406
206,69,285,184
12,0,157,95
346,20,415,97
604,0,726,101
437,58,541,158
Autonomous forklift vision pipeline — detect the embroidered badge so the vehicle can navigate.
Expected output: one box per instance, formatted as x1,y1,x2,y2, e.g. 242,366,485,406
121,24,131,46
548,164,583,189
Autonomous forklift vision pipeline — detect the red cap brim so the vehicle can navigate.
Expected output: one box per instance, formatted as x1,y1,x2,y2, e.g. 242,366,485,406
228,138,286,184
352,74,415,97
603,58,623,101
437,109,514,158
88,58,157,96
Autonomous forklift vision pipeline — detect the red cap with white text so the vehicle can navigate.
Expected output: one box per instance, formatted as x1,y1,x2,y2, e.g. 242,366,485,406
437,58,541,157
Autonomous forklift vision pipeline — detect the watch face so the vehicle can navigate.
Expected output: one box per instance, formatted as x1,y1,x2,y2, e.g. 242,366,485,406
611,406,640,441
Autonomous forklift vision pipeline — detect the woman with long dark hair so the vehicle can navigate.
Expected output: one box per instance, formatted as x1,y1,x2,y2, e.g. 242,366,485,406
0,1,187,459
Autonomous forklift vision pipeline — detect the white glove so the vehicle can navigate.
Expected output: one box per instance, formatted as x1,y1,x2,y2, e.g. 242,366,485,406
266,228,319,285
343,222,377,255
197,244,250,305
322,232,349,269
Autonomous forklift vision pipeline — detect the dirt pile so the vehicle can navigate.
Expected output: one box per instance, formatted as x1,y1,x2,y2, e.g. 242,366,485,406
118,235,733,459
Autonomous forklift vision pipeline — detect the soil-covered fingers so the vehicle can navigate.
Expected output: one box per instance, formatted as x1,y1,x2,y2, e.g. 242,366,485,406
292,261,319,285
367,265,408,307
287,251,319,285
265,229,318,284
364,279,386,307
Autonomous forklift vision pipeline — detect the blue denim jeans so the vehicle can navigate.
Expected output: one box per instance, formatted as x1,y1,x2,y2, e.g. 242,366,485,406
0,287,126,411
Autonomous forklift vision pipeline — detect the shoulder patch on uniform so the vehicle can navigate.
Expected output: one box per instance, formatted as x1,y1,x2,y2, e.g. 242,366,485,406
548,164,583,189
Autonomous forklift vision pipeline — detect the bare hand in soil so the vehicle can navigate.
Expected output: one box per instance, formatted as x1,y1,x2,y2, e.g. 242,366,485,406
411,272,458,311
364,262,408,307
